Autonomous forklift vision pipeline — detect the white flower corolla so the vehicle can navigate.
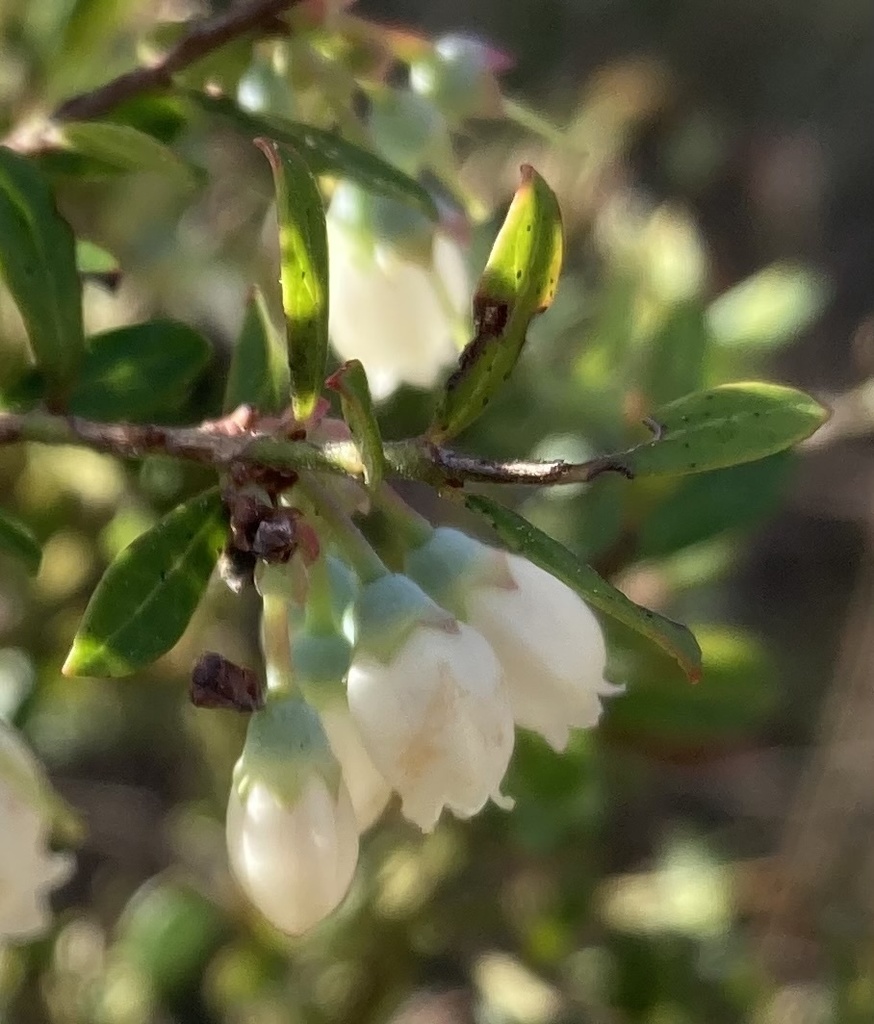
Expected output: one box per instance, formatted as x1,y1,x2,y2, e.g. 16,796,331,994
326,183,470,400
406,528,622,752
346,573,514,832
289,624,391,832
0,721,73,943
320,702,392,832
226,695,359,935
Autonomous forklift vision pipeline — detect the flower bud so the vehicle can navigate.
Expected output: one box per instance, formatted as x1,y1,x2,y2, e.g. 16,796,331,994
326,183,469,400
406,528,622,752
409,34,507,122
369,88,452,175
346,574,514,831
226,695,358,935
0,721,73,943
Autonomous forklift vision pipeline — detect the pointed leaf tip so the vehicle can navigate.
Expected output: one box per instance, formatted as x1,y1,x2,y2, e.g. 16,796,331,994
257,138,329,422
431,164,563,440
465,494,702,683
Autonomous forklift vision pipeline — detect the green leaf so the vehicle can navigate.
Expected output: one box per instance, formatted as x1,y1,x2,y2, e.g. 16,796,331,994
637,301,711,408
707,263,829,353
603,627,777,748
75,238,118,274
223,287,289,416
431,165,563,440
187,92,437,218
637,452,794,559
326,359,385,490
0,147,84,386
0,507,41,575
70,320,211,422
55,122,199,187
256,138,328,421
628,382,829,477
63,489,226,678
465,494,702,682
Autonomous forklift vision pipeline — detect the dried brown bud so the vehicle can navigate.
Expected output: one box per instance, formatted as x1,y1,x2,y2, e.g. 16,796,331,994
251,507,301,564
190,652,264,712
218,544,257,593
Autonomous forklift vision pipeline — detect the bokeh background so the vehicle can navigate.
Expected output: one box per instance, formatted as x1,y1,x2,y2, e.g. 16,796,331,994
2,0,874,1020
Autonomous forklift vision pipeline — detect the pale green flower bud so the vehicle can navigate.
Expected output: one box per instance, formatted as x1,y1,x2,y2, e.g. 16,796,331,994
227,696,358,935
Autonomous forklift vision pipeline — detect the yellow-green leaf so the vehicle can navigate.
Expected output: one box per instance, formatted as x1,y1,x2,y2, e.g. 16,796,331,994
431,164,562,440
223,287,290,416
256,138,328,421
628,382,829,477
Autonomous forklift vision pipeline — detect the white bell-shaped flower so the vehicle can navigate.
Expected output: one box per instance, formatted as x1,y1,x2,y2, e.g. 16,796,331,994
226,695,359,935
0,721,73,943
326,183,469,400
406,528,622,752
346,573,514,831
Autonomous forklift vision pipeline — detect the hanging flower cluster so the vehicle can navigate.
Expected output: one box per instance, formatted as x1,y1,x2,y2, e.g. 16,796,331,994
225,487,621,936
0,721,73,945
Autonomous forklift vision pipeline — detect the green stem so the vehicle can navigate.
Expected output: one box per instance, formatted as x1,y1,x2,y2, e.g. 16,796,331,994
261,592,294,694
304,552,338,633
298,474,387,584
373,484,434,548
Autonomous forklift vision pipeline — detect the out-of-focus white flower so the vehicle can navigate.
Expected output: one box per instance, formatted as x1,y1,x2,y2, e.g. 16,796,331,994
0,721,73,944
326,183,469,400
226,695,359,935
406,528,621,752
346,573,514,831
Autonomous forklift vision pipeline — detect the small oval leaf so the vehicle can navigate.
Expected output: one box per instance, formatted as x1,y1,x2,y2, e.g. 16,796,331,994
326,359,385,490
0,507,41,575
465,493,702,682
70,320,211,422
223,287,290,416
628,382,829,477
0,147,84,387
63,489,227,678
431,165,563,440
256,138,329,421
188,92,437,218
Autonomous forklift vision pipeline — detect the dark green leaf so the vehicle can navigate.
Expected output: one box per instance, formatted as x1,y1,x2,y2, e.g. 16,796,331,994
56,122,199,187
0,147,83,386
637,452,794,558
326,359,385,489
628,383,829,477
223,287,289,416
466,494,702,682
603,627,777,747
431,165,563,440
63,489,226,677
70,320,211,422
0,507,41,575
256,138,328,420
187,92,437,218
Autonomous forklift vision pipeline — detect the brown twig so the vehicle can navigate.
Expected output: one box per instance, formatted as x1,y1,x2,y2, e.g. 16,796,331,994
0,410,633,489
52,0,301,124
